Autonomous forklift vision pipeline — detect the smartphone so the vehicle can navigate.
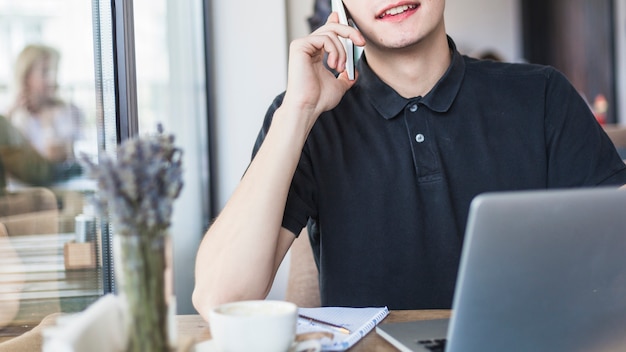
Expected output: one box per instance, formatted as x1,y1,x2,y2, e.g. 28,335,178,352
331,0,356,80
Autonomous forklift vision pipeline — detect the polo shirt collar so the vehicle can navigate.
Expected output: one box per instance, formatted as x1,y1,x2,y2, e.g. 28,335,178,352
357,36,465,120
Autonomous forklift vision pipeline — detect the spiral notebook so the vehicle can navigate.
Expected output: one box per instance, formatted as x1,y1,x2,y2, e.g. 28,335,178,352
297,306,389,351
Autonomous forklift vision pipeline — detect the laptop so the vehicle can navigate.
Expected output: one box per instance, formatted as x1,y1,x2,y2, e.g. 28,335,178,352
376,187,626,352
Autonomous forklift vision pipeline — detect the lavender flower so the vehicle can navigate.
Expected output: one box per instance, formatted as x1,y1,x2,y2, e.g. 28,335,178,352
80,126,184,237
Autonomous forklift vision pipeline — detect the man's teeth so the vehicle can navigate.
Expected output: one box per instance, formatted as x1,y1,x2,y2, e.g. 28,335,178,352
381,4,417,17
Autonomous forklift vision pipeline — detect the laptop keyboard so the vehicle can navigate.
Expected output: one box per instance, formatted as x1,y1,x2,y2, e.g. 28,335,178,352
417,338,447,351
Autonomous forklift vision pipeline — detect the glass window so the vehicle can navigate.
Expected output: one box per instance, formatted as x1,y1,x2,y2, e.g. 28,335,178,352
0,0,211,340
0,0,103,336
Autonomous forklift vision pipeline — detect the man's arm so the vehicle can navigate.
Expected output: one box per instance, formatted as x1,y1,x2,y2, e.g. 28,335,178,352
192,13,364,320
192,106,313,320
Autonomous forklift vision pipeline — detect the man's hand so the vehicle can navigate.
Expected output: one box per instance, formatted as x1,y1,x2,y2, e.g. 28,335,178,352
281,12,365,130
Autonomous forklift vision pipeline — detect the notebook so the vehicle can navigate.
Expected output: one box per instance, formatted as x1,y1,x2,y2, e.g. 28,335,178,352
376,187,626,352
297,306,389,351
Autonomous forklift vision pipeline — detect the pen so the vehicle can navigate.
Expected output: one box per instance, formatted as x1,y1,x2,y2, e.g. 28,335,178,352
298,314,351,334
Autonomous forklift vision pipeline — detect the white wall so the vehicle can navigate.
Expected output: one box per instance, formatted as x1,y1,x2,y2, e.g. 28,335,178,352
212,1,287,211
445,0,521,62
212,0,523,301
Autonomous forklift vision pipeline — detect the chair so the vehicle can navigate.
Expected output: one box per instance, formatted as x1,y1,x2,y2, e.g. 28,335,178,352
285,228,321,307
0,187,59,236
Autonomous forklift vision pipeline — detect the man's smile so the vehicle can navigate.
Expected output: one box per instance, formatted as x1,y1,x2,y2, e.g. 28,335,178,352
377,3,419,19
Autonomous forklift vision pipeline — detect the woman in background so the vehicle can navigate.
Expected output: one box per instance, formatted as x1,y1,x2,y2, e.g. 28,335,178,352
6,44,83,163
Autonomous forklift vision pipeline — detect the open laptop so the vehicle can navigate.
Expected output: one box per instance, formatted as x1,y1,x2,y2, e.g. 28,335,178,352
376,187,626,352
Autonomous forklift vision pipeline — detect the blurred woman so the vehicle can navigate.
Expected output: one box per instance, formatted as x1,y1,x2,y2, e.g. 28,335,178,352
6,44,83,163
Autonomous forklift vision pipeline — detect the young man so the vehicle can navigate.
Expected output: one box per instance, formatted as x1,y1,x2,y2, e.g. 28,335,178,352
193,0,626,318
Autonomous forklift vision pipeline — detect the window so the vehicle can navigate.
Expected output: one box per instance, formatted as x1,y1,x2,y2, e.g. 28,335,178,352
0,0,211,339
0,0,103,333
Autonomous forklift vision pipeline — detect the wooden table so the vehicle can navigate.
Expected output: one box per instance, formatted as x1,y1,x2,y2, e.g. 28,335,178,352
176,310,451,351
0,309,449,350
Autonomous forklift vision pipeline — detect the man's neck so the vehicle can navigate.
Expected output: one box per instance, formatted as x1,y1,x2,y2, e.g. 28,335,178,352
364,32,452,99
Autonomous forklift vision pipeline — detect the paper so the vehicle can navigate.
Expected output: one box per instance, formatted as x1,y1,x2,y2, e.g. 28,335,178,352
297,306,389,351
42,294,127,352
42,293,177,352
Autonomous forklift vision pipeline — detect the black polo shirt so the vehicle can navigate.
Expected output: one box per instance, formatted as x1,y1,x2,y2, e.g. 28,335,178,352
252,37,626,309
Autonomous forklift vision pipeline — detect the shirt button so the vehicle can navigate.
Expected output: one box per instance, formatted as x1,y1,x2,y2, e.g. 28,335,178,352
415,134,425,143
409,104,418,112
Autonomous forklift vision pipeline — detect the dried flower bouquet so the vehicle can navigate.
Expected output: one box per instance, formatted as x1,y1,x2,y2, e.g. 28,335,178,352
81,125,183,352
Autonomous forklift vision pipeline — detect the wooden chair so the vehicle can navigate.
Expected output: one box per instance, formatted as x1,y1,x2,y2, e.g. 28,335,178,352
285,228,321,307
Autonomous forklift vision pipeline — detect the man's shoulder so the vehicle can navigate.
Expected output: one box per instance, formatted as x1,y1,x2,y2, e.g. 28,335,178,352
462,55,556,79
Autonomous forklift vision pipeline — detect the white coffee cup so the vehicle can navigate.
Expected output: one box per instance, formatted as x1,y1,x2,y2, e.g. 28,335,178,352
209,300,320,352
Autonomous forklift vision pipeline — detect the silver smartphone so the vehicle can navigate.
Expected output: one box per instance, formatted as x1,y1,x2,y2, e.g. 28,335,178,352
331,0,356,80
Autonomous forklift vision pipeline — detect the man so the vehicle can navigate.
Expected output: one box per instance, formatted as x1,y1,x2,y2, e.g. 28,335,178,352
193,0,626,318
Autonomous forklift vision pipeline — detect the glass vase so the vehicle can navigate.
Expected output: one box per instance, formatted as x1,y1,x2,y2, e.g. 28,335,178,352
114,231,172,352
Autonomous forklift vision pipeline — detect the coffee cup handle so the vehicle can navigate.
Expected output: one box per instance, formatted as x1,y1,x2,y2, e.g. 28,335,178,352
289,339,322,352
